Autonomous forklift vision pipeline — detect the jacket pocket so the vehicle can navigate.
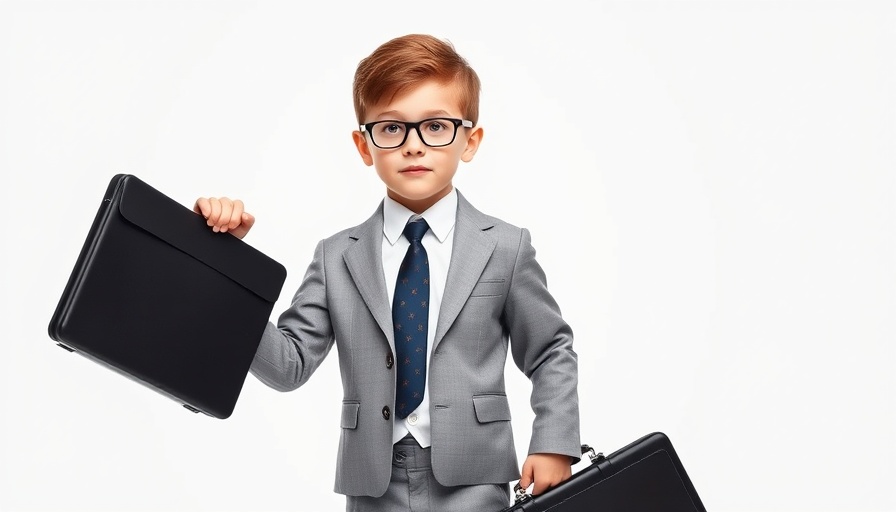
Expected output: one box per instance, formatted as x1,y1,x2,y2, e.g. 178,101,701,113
472,394,512,423
341,401,360,429
470,278,506,298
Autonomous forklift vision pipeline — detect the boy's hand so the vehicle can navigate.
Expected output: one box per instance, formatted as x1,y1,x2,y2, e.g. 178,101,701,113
519,453,573,496
193,197,255,240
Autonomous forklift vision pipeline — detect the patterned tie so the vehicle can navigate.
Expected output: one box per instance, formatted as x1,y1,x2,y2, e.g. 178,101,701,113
393,218,430,419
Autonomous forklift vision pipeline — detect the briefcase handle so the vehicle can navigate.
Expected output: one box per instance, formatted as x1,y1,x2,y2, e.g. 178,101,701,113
512,444,605,504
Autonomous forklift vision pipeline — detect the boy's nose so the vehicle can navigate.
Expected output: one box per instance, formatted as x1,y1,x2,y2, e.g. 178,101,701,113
402,128,426,155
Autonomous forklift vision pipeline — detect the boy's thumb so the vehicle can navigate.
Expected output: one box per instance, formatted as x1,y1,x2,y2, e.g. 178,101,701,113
241,212,256,230
229,212,256,240
518,463,534,491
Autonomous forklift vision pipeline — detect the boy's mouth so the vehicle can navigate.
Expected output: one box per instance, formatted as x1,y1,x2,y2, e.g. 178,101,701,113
400,166,431,174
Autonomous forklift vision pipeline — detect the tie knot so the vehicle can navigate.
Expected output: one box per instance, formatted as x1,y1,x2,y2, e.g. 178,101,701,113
402,219,430,242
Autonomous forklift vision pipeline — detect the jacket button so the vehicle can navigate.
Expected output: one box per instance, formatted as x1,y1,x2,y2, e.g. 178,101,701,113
382,406,391,420
386,353,394,369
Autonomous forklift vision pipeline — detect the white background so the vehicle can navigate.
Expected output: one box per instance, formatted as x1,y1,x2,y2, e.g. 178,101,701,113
2,1,894,511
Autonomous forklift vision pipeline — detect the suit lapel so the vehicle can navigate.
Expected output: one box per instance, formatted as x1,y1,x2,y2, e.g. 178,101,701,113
433,191,496,352
343,202,395,352
342,193,497,354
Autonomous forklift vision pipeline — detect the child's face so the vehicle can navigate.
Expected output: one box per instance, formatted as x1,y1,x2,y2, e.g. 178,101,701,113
353,80,483,214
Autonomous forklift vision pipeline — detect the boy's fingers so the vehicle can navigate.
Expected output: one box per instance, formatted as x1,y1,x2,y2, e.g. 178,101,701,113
218,198,234,233
532,478,549,496
195,197,252,236
193,197,211,218
208,197,222,230
228,200,245,230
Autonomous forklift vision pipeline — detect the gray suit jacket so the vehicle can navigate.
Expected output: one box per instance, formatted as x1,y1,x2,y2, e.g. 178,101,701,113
249,191,580,497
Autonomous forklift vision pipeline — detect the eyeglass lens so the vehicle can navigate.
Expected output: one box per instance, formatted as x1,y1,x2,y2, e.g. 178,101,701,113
370,119,458,148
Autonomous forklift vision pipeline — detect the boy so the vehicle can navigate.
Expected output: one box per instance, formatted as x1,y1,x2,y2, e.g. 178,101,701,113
196,34,580,512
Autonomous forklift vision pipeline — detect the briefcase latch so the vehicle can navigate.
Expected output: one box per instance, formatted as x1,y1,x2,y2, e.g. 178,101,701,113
513,482,530,504
511,444,608,505
581,444,605,464
512,444,608,505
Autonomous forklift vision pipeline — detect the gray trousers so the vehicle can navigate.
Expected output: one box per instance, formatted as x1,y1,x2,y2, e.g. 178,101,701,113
346,435,511,512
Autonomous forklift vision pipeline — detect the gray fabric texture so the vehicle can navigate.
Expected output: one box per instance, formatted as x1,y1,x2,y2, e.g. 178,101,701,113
345,435,511,512
249,191,580,497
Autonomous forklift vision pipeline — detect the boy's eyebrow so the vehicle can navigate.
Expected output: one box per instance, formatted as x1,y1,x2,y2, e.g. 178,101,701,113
374,109,456,120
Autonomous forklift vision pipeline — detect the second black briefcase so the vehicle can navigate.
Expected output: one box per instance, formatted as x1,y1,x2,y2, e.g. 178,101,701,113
502,432,706,511
49,174,287,419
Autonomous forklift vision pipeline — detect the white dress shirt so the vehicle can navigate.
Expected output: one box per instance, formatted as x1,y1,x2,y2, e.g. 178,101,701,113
382,188,457,447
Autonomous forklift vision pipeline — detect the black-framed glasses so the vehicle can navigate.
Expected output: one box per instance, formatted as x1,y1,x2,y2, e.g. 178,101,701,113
360,118,473,149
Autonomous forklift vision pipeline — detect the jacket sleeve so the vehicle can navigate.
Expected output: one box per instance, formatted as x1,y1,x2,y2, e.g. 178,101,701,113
505,228,582,462
249,239,335,392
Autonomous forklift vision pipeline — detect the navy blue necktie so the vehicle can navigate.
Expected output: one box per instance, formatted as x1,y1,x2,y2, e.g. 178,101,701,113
393,219,430,419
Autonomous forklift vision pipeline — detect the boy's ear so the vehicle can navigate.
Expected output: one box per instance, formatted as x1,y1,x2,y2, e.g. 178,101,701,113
352,130,374,166
461,125,484,163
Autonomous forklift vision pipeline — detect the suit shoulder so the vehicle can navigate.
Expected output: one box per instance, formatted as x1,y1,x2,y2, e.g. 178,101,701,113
316,223,363,256
467,207,527,245
459,195,524,238
487,218,527,248
473,214,539,265
321,224,357,243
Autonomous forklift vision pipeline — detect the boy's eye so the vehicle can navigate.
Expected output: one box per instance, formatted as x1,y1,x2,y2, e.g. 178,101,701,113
423,120,446,132
379,123,405,136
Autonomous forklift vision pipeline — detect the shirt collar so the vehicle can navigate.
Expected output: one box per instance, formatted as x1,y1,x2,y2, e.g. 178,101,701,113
383,188,457,246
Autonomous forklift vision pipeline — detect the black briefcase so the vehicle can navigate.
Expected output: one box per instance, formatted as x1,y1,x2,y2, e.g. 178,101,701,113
502,432,706,511
49,174,286,419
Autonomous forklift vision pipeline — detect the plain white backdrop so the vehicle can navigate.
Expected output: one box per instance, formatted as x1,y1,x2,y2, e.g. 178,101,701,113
1,1,894,511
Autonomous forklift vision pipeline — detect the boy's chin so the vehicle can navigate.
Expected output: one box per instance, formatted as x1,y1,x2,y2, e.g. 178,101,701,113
387,185,453,210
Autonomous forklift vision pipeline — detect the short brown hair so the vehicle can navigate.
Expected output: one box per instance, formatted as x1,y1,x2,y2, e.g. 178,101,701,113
353,34,481,125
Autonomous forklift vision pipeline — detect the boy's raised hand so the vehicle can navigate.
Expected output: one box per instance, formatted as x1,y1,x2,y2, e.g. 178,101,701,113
518,453,573,496
193,197,255,240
